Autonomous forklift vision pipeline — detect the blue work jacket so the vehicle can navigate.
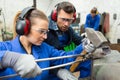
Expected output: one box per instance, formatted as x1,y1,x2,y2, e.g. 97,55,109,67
0,36,83,80
84,14,100,30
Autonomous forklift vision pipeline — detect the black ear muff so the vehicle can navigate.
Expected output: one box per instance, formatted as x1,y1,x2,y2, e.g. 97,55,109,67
16,19,30,35
16,7,35,35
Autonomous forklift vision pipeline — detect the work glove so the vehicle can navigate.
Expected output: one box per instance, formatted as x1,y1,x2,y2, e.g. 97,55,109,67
82,38,95,53
57,69,78,80
1,51,42,78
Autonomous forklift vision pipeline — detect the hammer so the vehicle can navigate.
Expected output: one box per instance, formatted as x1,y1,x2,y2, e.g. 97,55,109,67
70,28,108,72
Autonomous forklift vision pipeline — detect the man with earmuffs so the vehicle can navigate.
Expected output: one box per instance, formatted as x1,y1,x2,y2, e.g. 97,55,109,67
45,1,92,80
84,7,100,31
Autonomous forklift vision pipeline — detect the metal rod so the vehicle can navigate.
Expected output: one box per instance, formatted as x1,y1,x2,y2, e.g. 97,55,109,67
33,0,36,8
0,58,87,79
35,54,85,62
0,74,18,79
42,58,85,71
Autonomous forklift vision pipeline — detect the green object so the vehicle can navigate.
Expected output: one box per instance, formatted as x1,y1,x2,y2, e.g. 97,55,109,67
64,42,77,52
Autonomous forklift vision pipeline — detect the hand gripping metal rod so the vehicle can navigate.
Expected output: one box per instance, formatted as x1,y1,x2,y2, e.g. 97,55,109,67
0,54,87,79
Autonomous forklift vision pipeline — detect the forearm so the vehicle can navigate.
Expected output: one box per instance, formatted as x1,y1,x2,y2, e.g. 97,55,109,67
94,16,100,30
94,23,99,30
73,44,83,54
1,51,21,68
0,51,8,70
0,51,42,78
0,51,8,62
0,51,22,71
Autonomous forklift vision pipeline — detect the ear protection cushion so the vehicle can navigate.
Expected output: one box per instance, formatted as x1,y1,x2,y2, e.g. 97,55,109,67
16,18,30,35
51,9,57,22
16,7,35,35
73,12,76,23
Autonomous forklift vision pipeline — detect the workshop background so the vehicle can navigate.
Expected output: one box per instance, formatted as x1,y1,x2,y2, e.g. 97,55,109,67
0,0,120,43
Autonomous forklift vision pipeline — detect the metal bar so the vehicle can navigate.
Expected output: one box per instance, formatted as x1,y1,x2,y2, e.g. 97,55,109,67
33,0,36,8
0,57,88,79
42,58,85,71
35,54,85,62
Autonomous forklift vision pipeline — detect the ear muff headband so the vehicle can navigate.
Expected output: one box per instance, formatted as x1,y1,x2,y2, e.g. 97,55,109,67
16,7,35,35
19,7,35,19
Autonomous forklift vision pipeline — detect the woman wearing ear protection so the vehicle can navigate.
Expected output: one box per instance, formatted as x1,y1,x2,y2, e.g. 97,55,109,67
0,6,94,80
45,1,93,80
84,7,100,31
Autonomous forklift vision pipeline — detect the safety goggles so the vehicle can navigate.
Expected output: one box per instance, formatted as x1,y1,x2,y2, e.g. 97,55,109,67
31,28,49,35
58,16,74,23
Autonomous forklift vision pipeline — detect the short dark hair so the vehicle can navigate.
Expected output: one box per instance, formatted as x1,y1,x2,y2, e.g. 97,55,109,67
56,1,76,14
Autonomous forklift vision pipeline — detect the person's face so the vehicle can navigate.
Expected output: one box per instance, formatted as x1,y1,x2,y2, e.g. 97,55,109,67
57,9,74,32
91,13,96,17
27,18,48,45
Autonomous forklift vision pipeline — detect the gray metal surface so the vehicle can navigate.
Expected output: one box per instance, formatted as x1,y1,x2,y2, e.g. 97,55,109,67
85,28,108,47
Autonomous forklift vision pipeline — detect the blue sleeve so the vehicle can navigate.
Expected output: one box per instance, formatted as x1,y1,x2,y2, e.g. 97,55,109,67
0,51,6,62
50,44,83,66
84,14,90,29
49,43,91,78
94,15,100,30
0,41,11,62
0,41,11,50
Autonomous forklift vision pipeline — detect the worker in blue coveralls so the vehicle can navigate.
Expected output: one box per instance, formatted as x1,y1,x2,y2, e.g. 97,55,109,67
0,7,94,80
84,7,100,31
45,1,93,80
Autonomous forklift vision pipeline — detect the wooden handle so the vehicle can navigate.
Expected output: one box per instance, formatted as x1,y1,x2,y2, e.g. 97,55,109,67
70,50,87,72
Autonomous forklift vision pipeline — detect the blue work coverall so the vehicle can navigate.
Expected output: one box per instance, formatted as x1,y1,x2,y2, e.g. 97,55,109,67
0,36,84,80
84,14,100,31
